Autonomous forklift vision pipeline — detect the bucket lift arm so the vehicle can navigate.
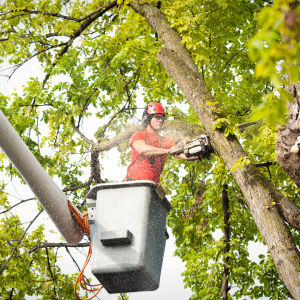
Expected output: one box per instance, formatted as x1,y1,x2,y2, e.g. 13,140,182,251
0,110,84,244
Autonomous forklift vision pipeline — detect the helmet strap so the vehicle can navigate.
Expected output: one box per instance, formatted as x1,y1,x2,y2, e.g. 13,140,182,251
150,123,158,132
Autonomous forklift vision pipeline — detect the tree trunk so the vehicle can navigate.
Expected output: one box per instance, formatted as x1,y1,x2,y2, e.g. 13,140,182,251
274,2,300,196
221,186,230,300
277,80,300,189
129,2,300,298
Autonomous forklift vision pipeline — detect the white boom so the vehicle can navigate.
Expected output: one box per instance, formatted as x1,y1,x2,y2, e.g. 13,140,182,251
0,110,84,244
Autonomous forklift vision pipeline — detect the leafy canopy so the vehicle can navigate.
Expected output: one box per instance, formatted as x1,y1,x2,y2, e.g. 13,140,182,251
0,0,298,299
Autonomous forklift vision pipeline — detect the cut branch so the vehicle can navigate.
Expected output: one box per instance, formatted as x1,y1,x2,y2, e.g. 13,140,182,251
0,209,43,275
93,120,205,152
90,150,103,184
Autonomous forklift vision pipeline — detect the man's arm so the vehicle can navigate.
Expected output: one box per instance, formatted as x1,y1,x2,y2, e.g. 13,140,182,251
132,140,199,161
132,140,169,156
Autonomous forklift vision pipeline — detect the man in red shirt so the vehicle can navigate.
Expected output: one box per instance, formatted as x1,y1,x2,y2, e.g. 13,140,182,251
124,103,198,183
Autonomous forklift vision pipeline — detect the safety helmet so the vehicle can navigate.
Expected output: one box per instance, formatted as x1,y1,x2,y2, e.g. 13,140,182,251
142,102,165,127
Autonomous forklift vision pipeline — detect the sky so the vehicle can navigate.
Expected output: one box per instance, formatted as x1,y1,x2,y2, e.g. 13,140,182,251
0,49,269,300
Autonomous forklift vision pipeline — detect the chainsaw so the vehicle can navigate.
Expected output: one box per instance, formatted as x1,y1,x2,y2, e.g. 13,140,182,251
169,135,214,160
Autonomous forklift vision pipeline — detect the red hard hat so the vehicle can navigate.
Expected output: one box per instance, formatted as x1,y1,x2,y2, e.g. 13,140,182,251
142,102,165,127
145,102,165,115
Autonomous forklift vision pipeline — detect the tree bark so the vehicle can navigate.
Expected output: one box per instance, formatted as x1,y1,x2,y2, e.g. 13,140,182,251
275,3,300,192
129,2,300,298
277,80,300,189
221,186,230,300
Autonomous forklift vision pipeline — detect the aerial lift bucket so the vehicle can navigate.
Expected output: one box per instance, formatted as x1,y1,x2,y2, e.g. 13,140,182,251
86,180,171,294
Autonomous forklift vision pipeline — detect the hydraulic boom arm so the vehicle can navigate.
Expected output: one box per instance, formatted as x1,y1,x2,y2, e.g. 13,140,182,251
0,110,84,244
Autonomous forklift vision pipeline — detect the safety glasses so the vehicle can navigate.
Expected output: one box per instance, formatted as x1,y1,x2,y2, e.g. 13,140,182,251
153,115,164,121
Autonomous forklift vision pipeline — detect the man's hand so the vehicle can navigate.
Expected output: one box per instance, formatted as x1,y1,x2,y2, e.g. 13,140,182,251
174,153,199,161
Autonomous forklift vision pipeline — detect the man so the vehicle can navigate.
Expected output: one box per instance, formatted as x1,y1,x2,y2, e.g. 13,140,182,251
124,102,198,183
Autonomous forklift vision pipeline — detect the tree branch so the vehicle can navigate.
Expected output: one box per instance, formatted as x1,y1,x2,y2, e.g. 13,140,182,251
29,242,89,253
64,245,94,288
9,42,67,79
255,162,276,167
45,248,58,300
0,197,34,215
45,32,70,38
90,150,103,184
98,101,130,140
0,209,43,275
65,246,81,272
218,48,245,77
70,117,93,145
129,2,198,74
41,1,118,89
262,0,273,4
0,4,117,22
77,90,97,128
45,247,56,283
215,246,226,263
62,178,93,192
221,185,230,300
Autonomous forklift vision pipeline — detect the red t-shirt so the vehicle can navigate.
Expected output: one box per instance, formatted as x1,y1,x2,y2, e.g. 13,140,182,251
125,130,176,183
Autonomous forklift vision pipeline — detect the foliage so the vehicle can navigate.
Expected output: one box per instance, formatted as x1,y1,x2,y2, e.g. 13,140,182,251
0,0,298,299
117,293,130,300
249,0,300,125
0,193,81,299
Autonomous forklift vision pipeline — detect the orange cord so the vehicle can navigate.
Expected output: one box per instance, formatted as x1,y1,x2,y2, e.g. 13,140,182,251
67,202,103,300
